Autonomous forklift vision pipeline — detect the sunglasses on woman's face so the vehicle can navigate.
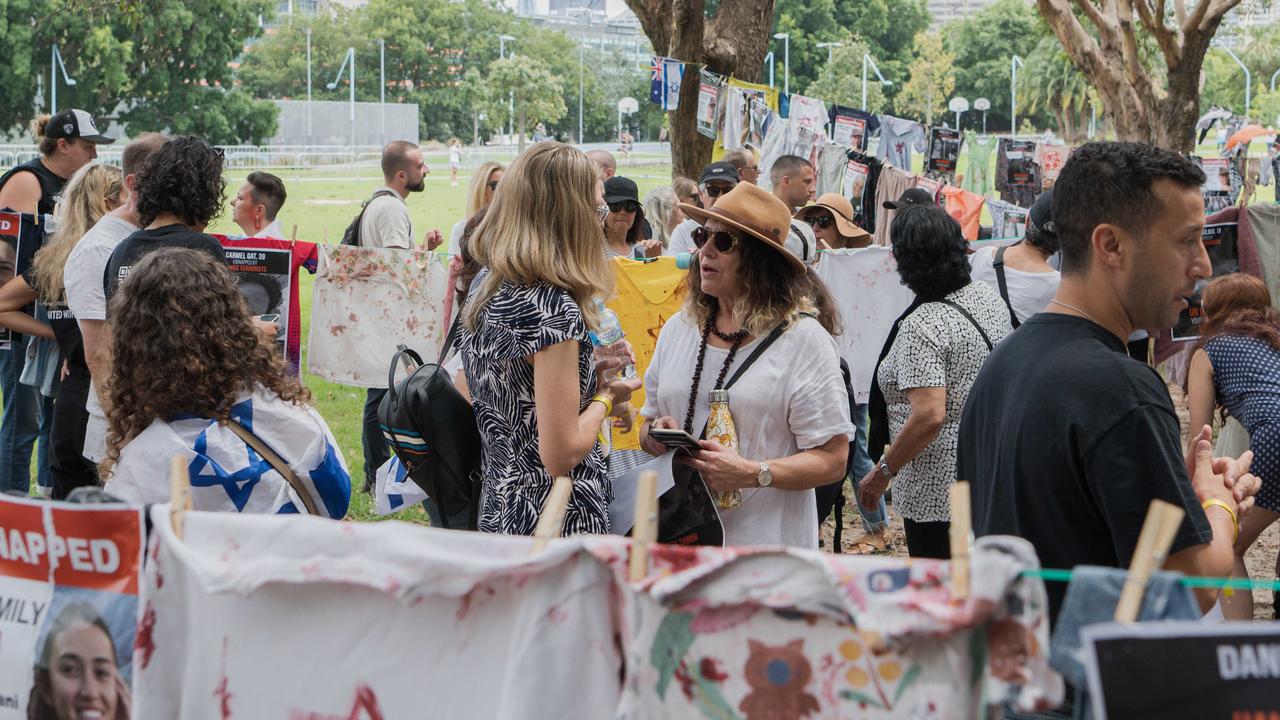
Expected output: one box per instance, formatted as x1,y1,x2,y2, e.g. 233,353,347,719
692,226,740,254
608,201,640,214
487,180,499,190
804,214,835,230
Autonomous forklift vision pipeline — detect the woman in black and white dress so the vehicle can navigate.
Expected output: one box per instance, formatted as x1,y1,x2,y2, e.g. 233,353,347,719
460,142,640,536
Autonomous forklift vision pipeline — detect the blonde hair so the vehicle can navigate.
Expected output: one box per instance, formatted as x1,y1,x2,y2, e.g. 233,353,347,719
672,176,698,201
465,142,611,332
33,163,122,304
643,187,677,248
465,161,504,217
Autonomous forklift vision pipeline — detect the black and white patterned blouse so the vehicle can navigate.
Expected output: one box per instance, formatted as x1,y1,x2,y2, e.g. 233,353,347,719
460,279,610,536
878,281,1012,522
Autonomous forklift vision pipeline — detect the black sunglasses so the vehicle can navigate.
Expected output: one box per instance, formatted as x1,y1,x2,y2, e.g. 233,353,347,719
607,200,640,214
692,226,740,253
487,180,499,190
703,184,733,198
805,214,835,230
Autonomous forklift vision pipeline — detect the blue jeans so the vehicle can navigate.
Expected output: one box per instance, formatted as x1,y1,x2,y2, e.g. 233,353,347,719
0,343,51,494
851,403,888,533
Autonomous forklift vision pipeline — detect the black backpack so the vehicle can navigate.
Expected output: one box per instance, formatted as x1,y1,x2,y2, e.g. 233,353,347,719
342,189,398,246
813,357,858,551
377,319,483,529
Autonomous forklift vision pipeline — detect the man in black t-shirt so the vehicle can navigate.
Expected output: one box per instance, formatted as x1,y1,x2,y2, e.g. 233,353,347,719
957,142,1259,623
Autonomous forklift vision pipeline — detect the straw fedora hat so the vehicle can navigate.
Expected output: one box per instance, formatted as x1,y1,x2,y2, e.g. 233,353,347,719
797,193,871,243
678,182,805,273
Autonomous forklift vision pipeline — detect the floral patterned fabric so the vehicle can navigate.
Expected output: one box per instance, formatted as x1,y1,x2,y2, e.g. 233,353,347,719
307,245,449,388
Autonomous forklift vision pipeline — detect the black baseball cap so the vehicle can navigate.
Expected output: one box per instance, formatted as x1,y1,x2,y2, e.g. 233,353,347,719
603,176,640,205
699,161,740,186
882,187,935,210
46,109,115,144
1028,188,1054,235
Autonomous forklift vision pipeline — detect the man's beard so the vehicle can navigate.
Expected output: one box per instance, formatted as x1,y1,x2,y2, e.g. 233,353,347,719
406,179,425,193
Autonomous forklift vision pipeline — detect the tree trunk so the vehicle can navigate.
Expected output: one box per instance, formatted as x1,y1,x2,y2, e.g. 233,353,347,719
627,0,776,179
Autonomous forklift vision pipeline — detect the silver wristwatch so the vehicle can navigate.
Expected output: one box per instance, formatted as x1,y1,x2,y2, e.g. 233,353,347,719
878,457,897,480
756,461,773,487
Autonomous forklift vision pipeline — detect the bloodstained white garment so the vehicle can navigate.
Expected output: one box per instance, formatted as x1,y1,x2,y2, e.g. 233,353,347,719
134,507,623,720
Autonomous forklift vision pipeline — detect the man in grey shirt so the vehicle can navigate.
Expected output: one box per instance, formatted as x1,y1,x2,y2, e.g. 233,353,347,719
359,140,442,492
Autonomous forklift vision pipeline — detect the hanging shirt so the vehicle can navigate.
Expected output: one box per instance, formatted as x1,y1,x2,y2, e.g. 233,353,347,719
941,186,986,241
828,105,880,152
1032,143,1071,190
696,69,725,139
714,78,779,159
872,166,916,247
986,199,1030,241
845,151,883,235
875,115,927,169
786,93,828,134
816,142,849,196
814,247,916,403
308,245,449,388
914,176,943,203
964,132,997,196
926,126,962,175
218,237,319,376
997,138,1040,209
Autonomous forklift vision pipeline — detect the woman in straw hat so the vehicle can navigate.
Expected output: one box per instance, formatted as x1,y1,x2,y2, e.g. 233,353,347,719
638,182,853,548
795,193,872,250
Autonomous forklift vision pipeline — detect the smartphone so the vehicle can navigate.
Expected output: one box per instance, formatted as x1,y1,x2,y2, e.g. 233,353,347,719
649,428,703,451
258,313,281,324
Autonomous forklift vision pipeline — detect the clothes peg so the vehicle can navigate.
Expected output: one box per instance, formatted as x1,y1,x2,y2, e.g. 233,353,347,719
530,476,573,554
629,471,659,582
949,481,972,600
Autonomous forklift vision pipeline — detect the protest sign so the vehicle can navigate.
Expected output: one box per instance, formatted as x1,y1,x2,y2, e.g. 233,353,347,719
1005,140,1037,186
223,245,292,360
926,127,961,174
0,495,144,720
1171,221,1239,341
1083,621,1280,719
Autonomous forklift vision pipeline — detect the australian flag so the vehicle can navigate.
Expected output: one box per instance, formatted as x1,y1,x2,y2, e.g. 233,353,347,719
650,56,685,112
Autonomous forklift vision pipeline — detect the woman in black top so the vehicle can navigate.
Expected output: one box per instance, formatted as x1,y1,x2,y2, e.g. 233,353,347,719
0,163,122,497
0,110,114,216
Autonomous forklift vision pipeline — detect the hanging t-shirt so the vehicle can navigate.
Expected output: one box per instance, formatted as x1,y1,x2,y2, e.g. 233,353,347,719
814,247,916,403
968,245,1060,324
914,175,943,202
845,151,883,235
816,142,849,196
786,93,828,134
964,132,997,196
308,245,449,388
828,104,880,152
606,257,686,451
987,198,1030,240
218,236,319,376
746,100,775,149
714,78,779,160
873,166,916,247
1032,143,1071,190
875,115,927,169
941,185,986,241
926,126,962,174
696,69,725,139
997,139,1040,209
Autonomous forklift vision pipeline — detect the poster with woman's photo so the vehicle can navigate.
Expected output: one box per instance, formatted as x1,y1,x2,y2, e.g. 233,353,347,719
1199,158,1231,194
0,495,144,720
224,246,291,360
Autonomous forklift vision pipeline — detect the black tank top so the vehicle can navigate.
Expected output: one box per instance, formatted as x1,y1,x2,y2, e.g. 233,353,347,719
0,157,67,216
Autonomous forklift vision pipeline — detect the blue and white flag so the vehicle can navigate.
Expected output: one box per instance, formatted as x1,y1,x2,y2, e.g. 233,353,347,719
375,456,428,515
650,56,685,111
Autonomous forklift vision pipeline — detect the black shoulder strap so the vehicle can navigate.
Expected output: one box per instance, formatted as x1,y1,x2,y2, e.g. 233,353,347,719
437,306,464,365
938,299,994,351
722,323,788,391
992,245,1021,329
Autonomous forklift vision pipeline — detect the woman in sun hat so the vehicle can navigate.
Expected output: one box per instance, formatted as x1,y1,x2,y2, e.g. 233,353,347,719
796,193,872,250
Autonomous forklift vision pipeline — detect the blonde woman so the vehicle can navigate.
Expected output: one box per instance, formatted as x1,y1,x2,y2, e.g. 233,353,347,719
0,163,122,497
642,186,680,250
447,160,504,257
461,142,640,536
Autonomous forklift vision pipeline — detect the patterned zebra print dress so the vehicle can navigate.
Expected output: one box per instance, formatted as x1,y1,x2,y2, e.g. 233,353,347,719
460,279,611,536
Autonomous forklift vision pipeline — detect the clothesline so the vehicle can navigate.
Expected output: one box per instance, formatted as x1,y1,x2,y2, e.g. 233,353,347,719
1025,567,1280,591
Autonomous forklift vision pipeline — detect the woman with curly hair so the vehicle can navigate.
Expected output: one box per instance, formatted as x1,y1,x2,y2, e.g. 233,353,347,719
0,163,121,497
103,135,226,301
859,204,1011,558
1185,273,1280,620
101,248,350,517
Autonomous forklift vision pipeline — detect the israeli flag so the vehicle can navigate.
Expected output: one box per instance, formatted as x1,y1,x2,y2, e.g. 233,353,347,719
374,456,427,515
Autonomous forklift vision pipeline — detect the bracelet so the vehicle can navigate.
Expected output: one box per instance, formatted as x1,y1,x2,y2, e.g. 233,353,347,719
590,394,613,417
1202,499,1239,545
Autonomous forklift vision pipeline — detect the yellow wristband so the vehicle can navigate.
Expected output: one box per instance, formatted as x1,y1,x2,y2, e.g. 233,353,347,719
591,394,613,417
1202,499,1239,544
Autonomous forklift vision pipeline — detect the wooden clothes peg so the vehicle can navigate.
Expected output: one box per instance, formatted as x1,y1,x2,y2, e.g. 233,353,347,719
949,481,972,600
169,455,192,540
628,471,659,582
1114,499,1185,623
530,476,573,554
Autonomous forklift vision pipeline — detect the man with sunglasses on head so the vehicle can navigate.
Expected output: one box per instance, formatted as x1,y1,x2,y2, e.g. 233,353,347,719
666,161,739,257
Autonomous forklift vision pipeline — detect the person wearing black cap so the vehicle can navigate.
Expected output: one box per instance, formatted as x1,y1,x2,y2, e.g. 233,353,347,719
603,176,660,258
0,110,115,218
968,189,1061,329
881,187,936,213
666,161,739,256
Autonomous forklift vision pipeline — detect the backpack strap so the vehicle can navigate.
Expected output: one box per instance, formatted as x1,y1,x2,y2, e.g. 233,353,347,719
347,189,400,247
938,299,995,351
224,419,321,515
992,245,1021,329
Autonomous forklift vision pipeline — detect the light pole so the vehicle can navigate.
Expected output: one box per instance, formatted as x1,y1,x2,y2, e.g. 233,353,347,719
305,29,312,144
378,39,386,138
50,44,76,114
1010,54,1024,134
499,34,515,144
1215,46,1251,118
327,47,356,150
974,97,991,134
861,53,891,111
764,51,775,89
816,41,843,65
1272,65,1280,91
772,33,790,95
578,43,585,144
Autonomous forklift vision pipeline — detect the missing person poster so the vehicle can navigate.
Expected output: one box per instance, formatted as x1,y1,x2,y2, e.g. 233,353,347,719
696,70,723,139
1083,621,1280,719
843,160,870,215
1005,140,1037,186
0,495,144,720
1201,158,1232,194
224,246,292,360
1172,222,1239,341
926,127,961,174
833,115,867,150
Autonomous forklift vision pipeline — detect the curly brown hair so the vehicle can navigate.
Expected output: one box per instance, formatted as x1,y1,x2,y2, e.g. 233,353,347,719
134,134,226,228
1193,273,1280,353
102,248,310,473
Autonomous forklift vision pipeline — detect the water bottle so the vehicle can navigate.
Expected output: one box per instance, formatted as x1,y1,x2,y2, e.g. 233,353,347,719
589,299,637,380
